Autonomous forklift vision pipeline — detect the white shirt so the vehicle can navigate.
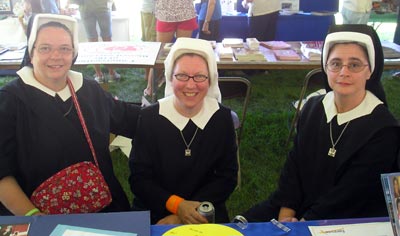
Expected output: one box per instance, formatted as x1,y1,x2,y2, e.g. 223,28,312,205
16,66,83,101
323,90,383,125
342,0,372,13
158,95,219,131
244,0,280,17
141,0,155,13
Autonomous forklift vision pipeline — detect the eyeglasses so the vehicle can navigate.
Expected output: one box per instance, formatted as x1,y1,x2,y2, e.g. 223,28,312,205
174,73,209,82
34,45,74,55
325,61,369,73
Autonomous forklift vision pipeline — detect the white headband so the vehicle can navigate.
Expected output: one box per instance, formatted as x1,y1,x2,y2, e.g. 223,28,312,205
323,31,375,72
28,14,79,59
164,37,221,102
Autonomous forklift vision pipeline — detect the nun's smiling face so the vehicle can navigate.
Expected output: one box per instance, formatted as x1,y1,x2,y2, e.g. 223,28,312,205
31,26,74,91
171,54,210,118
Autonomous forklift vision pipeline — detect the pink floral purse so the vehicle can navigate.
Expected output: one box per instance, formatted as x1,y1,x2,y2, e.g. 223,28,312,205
30,78,112,214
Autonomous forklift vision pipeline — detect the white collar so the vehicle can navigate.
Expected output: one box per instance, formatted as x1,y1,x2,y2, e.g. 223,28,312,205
323,90,383,125
16,66,83,102
159,95,220,131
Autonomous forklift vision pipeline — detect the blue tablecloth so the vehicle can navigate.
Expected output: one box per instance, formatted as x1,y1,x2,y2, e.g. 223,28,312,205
0,212,389,236
151,217,389,236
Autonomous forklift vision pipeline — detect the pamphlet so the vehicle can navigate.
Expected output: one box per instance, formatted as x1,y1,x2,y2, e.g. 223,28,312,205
0,223,30,236
260,41,291,50
222,38,244,48
50,224,137,236
308,222,393,236
300,41,323,61
273,49,301,61
381,172,400,236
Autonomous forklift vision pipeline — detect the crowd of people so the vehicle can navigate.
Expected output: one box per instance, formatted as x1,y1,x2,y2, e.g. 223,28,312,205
0,0,400,228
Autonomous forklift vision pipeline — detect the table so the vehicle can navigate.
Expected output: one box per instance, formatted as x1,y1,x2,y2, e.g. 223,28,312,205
152,217,390,236
0,211,150,235
219,13,335,42
0,213,390,236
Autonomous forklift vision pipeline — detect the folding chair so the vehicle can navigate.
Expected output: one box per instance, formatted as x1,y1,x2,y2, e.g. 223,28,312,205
287,68,325,146
218,77,252,188
219,77,252,146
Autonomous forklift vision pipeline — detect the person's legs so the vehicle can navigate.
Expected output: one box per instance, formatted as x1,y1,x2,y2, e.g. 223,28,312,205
81,9,104,82
341,8,370,24
176,17,198,38
97,9,120,82
248,11,278,41
394,8,400,45
141,12,157,95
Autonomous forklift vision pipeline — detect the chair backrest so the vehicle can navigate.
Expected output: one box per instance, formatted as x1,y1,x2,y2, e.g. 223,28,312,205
218,77,252,145
287,68,325,145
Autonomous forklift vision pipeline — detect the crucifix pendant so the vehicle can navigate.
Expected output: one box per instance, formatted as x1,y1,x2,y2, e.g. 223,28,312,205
328,147,336,157
185,148,191,157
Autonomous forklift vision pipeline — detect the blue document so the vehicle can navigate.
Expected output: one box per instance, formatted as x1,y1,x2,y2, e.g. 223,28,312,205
50,224,137,236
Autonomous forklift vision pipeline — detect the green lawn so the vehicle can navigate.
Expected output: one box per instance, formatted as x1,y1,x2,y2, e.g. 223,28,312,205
1,67,399,220
78,66,400,218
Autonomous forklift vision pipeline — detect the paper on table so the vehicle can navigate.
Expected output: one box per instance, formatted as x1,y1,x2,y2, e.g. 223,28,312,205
308,222,394,236
163,224,243,236
75,41,161,65
50,224,137,236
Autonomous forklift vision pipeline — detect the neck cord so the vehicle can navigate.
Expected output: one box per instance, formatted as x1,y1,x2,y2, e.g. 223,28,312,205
180,127,199,157
328,120,350,157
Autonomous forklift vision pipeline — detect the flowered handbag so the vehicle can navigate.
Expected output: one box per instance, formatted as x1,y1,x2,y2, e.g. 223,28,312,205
30,78,112,214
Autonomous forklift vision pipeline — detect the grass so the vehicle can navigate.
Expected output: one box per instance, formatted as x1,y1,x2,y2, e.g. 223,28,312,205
1,66,400,220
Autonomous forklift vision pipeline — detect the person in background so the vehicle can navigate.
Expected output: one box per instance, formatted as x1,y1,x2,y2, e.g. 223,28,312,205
150,0,198,94
78,0,120,83
154,0,198,43
16,0,59,34
141,0,157,97
341,0,372,24
241,0,280,41
0,14,139,216
129,38,238,225
198,0,222,41
241,24,400,222
41,0,59,14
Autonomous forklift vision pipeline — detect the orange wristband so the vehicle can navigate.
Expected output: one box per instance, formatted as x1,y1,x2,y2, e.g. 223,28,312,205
166,195,184,214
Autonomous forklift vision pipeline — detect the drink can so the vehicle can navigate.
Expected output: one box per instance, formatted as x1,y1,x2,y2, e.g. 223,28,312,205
197,201,215,223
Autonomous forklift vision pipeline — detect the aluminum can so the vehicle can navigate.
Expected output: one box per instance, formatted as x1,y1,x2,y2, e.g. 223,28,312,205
197,201,215,223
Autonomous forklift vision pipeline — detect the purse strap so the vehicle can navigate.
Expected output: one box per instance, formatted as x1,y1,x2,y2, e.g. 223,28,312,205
66,77,99,167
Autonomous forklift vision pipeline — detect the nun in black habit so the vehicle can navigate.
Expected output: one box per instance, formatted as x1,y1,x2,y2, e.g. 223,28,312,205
241,24,400,222
0,14,139,215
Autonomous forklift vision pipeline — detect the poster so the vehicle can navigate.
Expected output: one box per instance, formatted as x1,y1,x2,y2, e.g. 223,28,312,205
75,41,161,65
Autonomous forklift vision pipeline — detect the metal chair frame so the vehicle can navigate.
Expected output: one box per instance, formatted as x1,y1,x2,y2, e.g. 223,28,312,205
287,68,324,145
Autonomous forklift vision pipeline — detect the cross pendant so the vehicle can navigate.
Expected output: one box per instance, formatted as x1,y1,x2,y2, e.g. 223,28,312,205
185,148,191,157
328,148,336,157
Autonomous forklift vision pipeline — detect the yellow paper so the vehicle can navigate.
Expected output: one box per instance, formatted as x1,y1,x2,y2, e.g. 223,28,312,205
163,224,243,236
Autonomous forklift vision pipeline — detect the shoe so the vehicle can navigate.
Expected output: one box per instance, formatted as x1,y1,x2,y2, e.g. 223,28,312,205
392,71,400,79
109,72,121,83
94,74,105,83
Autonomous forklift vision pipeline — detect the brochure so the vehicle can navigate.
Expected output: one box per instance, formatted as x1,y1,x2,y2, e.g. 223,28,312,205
50,224,137,236
0,223,30,236
381,172,400,236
